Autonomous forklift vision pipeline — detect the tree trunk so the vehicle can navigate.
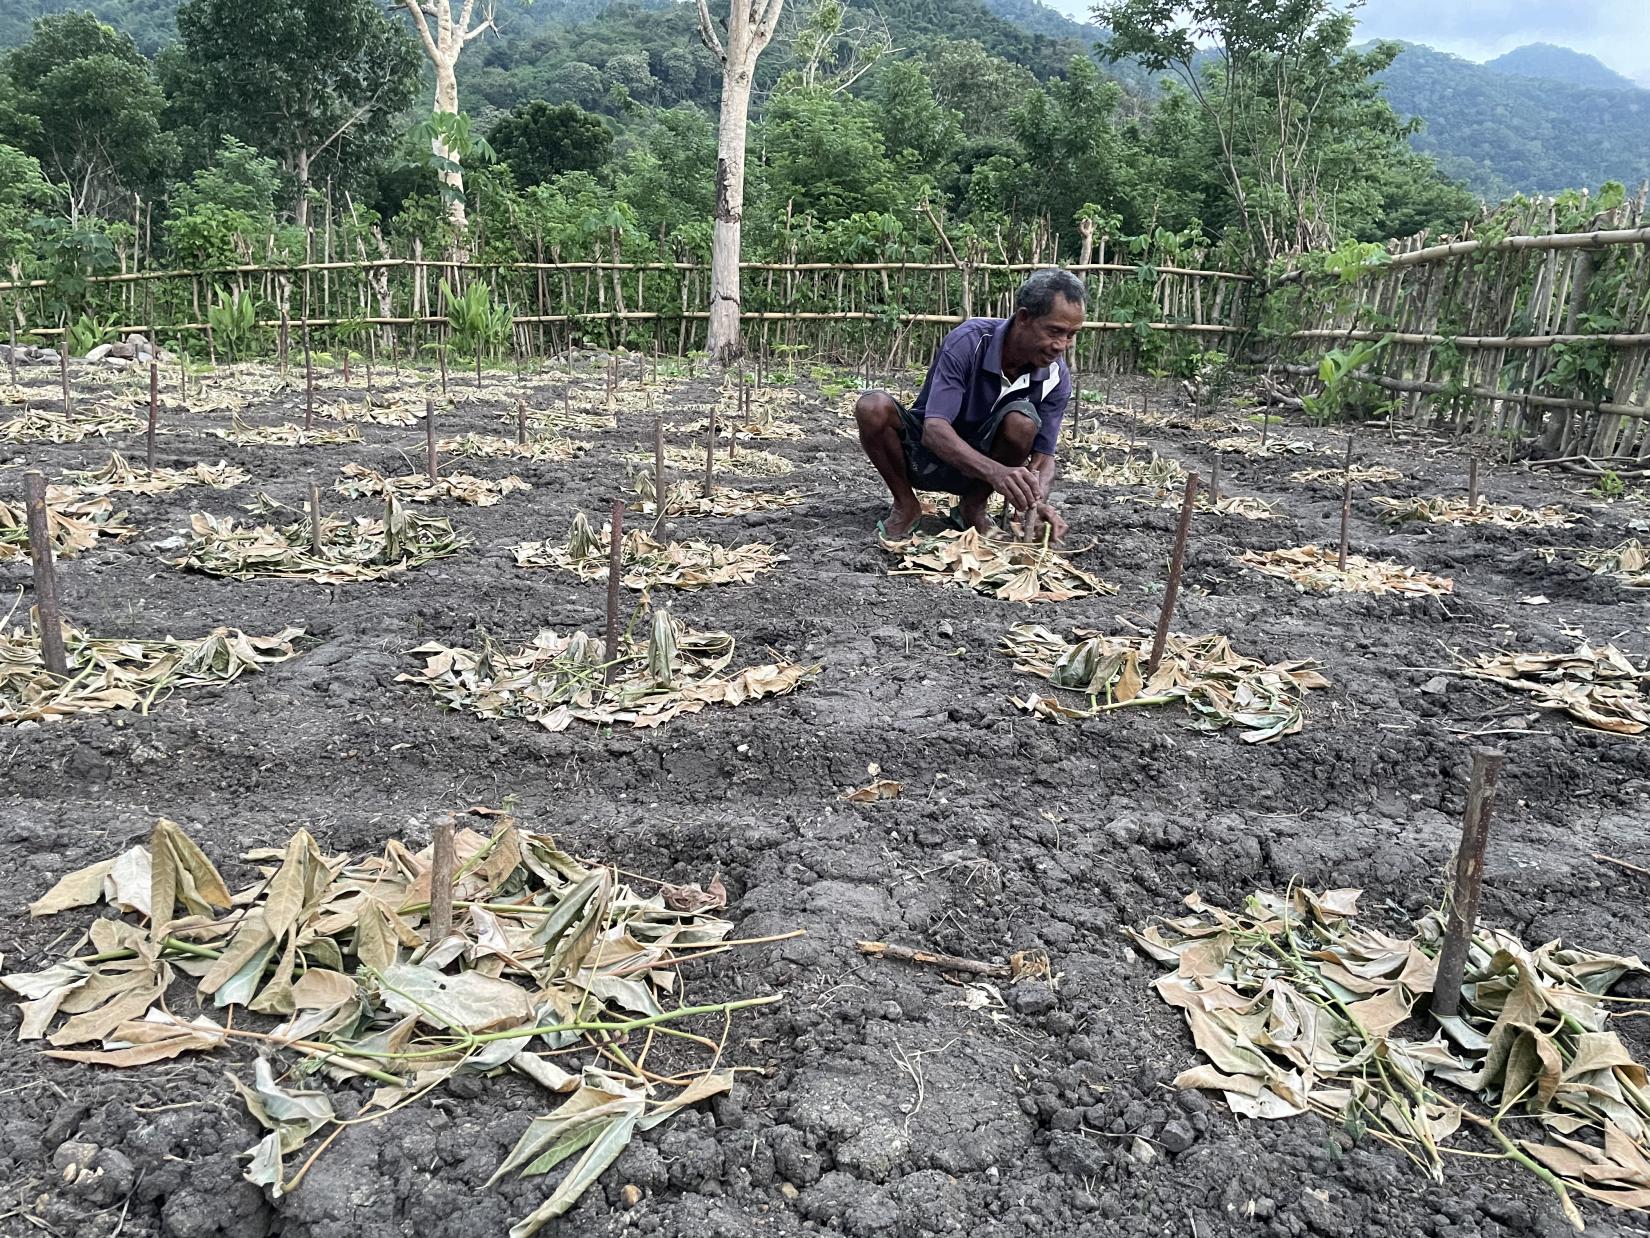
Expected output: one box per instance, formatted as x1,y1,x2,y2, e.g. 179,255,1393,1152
432,58,467,233
706,68,754,365
293,149,311,229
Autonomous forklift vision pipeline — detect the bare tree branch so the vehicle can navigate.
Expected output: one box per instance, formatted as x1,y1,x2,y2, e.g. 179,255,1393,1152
695,0,726,61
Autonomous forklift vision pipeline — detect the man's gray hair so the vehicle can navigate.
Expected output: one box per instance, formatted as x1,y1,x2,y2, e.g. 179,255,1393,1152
1016,268,1087,318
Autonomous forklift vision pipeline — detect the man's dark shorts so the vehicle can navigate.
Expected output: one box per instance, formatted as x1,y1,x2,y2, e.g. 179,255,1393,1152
894,398,1042,495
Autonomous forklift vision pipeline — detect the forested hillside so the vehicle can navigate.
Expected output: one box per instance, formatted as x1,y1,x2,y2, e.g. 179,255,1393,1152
1484,42,1638,90
1378,42,1650,198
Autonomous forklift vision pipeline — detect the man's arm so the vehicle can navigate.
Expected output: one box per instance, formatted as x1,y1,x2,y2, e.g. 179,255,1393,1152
921,418,1040,511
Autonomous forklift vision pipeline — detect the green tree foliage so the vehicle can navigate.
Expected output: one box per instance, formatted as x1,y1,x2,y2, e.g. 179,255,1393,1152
489,100,613,187
1,12,174,219
759,87,904,223
166,0,419,222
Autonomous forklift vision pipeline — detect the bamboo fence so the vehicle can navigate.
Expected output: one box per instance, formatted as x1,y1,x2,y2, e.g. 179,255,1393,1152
1270,189,1650,462
1,248,1252,376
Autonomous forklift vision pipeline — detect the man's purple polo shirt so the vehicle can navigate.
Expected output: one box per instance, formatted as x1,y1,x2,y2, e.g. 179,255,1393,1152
910,317,1071,456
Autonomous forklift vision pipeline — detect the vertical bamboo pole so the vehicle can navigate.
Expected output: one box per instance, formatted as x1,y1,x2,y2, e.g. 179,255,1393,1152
516,399,528,446
1147,473,1199,676
308,481,324,554
1468,457,1479,511
24,471,68,676
303,325,315,429
59,346,70,416
425,399,438,479
428,814,456,942
703,406,717,498
1431,748,1505,1019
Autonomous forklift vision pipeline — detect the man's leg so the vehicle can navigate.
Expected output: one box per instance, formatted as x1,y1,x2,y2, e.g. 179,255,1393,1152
854,391,922,538
957,410,1037,533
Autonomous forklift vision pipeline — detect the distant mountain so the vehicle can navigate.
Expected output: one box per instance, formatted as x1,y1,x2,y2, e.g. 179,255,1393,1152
1484,43,1638,91
1377,42,1650,198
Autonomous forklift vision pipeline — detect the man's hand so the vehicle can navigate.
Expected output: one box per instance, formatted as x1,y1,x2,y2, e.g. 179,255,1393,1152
1021,501,1068,545
991,464,1041,512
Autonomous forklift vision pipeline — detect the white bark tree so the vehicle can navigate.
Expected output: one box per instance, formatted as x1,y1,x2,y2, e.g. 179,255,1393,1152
694,0,786,364
400,0,496,233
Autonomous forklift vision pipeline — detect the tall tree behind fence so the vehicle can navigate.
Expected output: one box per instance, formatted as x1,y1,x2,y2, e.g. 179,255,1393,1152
1268,189,1650,465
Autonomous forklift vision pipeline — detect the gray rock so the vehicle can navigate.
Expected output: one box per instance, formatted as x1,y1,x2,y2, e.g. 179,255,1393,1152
85,343,113,363
1158,1119,1196,1154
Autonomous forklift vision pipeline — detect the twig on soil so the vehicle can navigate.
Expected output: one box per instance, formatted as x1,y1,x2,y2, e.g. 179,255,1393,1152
1593,853,1650,879
857,940,1010,978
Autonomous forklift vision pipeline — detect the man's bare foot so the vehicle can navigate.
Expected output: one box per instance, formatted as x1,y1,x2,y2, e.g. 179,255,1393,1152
957,497,995,536
881,500,922,540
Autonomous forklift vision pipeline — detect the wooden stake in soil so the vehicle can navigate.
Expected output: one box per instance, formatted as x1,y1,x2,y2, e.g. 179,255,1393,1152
1259,407,1271,454
425,399,438,479
1431,747,1506,1019
308,481,324,554
7,319,16,386
515,399,528,446
59,346,70,416
1209,458,1220,508
563,385,572,422
1338,435,1354,572
146,359,159,471
603,499,624,685
1468,457,1480,511
428,814,456,942
23,471,68,677
653,415,666,534
703,407,717,498
1146,472,1200,676
303,326,315,429
439,345,448,395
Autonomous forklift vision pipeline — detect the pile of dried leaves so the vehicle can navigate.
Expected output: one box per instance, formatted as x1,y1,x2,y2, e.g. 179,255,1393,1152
511,513,784,591
509,405,614,434
438,433,583,464
1129,886,1650,1224
1458,644,1650,735
1539,540,1650,587
209,417,363,447
884,528,1116,603
0,407,143,442
627,472,805,519
400,608,817,730
1236,545,1454,597
336,462,530,508
6,808,779,1235
633,444,794,479
1062,425,1139,452
170,500,464,583
318,399,420,426
0,489,132,561
1,625,301,723
1124,491,1280,521
1375,496,1573,530
1001,624,1329,742
63,451,249,496
1212,434,1322,458
1290,465,1405,486
1064,451,1186,490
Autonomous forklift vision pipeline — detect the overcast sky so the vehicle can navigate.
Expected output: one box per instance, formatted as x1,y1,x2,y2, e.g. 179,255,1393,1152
1352,0,1650,83
1055,0,1650,85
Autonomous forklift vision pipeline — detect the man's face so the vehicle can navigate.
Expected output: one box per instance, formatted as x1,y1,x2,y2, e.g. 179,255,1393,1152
1018,296,1085,368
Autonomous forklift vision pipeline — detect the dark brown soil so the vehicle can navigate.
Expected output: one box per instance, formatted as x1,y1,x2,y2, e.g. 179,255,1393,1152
2,356,1648,1238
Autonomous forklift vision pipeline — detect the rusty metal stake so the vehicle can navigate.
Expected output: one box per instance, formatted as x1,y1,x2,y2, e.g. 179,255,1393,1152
703,407,717,498
303,326,315,429
1431,748,1506,1019
425,399,438,479
604,499,624,684
1146,472,1199,676
1338,435,1354,572
24,471,68,676
146,359,159,471
653,416,667,534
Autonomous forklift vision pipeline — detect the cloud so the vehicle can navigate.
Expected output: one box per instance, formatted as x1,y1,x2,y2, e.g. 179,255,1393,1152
1353,0,1650,82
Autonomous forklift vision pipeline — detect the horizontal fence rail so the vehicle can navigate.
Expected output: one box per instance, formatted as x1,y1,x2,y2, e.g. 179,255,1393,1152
1269,190,1650,460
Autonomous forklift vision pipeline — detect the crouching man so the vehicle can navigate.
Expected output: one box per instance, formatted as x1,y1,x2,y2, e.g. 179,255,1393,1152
854,267,1084,541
